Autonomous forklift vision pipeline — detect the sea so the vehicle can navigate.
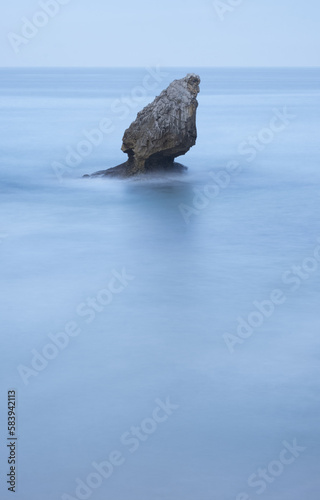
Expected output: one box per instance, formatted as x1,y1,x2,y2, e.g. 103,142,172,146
0,67,319,500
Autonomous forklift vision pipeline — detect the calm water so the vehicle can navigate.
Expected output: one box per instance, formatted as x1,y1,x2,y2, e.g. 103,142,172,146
0,68,320,500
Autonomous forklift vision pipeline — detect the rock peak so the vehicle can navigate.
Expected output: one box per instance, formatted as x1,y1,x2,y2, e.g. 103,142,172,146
86,73,201,178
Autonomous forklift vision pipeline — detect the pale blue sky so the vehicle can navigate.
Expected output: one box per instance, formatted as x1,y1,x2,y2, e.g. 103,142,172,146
1,0,319,67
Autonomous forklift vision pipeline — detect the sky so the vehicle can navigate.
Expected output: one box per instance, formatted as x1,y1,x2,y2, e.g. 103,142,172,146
0,0,319,67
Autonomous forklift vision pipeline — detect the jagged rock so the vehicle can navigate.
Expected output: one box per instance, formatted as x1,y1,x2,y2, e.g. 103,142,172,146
86,73,200,178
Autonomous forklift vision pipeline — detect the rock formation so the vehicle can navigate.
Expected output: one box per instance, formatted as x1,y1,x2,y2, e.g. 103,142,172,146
86,73,200,178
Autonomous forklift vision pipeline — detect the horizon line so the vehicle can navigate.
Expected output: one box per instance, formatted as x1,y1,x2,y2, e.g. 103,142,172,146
0,65,319,70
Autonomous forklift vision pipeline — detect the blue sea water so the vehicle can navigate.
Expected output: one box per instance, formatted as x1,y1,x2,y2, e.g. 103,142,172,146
0,68,320,500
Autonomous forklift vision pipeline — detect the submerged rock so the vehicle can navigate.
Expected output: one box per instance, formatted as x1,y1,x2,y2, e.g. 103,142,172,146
86,73,200,178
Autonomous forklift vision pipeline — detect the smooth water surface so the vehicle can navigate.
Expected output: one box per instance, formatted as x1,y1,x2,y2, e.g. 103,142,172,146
0,68,320,500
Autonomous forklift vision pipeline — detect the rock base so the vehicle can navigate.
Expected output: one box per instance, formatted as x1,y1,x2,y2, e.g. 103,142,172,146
84,160,187,179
